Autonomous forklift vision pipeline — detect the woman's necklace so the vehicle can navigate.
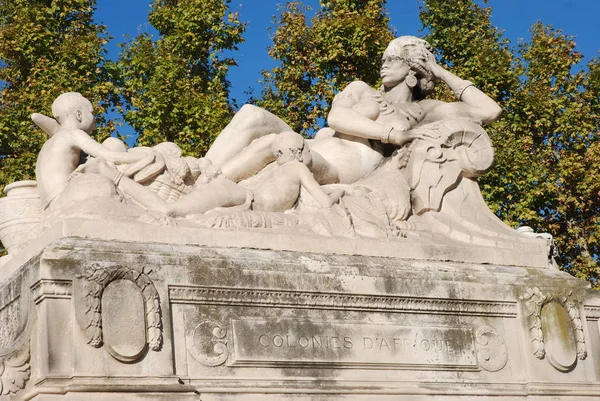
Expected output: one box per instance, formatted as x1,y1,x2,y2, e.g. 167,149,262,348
376,89,424,131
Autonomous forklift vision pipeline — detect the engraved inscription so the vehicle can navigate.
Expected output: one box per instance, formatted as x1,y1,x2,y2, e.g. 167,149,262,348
232,320,476,370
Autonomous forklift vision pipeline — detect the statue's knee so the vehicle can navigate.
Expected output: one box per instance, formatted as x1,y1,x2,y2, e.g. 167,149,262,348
238,104,267,121
237,104,287,131
227,104,267,133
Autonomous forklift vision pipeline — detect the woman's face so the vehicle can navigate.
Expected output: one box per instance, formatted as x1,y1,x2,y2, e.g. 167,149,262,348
380,48,410,88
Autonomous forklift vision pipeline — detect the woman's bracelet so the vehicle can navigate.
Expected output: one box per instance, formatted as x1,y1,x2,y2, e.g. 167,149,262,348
381,125,394,143
452,80,475,100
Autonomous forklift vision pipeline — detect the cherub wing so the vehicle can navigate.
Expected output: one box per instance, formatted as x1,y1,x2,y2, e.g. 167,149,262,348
31,113,60,137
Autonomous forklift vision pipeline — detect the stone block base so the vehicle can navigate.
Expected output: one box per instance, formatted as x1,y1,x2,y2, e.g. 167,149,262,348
2,234,600,400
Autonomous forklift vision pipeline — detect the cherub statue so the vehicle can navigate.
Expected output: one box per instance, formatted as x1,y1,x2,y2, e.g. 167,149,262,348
33,92,154,209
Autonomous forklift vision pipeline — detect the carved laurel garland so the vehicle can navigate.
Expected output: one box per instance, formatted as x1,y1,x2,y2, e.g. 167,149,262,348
520,287,586,360
77,264,163,351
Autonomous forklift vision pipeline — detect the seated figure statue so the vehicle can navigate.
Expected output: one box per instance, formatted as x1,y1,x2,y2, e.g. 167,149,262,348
205,35,501,186
33,92,154,210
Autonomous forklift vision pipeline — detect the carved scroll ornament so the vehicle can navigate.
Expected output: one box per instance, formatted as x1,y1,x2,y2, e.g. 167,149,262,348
188,320,229,367
475,326,507,372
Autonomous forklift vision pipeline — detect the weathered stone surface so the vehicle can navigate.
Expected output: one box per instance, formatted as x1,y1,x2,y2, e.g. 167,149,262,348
0,237,596,399
231,320,477,369
0,37,555,276
102,279,147,362
542,302,577,372
0,216,550,285
0,35,592,399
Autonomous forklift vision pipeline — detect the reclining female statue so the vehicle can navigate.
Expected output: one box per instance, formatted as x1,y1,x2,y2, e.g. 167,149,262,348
205,35,501,185
23,36,509,243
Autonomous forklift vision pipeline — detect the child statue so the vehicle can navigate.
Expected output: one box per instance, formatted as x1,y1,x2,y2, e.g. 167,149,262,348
34,92,153,209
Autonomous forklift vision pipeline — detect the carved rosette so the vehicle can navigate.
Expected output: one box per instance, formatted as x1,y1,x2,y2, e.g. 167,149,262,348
520,287,586,370
475,326,507,372
188,320,229,367
77,264,163,356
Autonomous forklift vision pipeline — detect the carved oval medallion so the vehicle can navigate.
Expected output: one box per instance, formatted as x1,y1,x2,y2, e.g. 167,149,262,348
541,302,577,372
101,279,147,362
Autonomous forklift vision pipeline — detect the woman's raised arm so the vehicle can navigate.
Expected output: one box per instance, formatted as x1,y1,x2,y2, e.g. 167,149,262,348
418,53,502,125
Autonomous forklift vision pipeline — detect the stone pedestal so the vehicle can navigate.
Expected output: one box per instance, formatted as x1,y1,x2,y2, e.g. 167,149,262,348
2,218,600,400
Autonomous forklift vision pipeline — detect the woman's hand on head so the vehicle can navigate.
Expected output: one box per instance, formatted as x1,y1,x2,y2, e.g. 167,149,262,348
409,51,443,81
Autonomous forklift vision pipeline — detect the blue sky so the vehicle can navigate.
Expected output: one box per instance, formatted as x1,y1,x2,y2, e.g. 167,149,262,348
95,0,600,138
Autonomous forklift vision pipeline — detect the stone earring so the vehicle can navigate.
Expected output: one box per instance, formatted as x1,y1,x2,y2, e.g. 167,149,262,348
406,72,418,89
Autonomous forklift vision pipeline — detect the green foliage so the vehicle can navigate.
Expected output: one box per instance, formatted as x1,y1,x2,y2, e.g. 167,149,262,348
117,0,246,156
421,0,600,284
0,0,119,195
419,0,518,102
257,0,395,135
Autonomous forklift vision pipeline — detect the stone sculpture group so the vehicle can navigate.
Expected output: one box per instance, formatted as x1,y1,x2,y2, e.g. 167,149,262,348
1,36,536,256
1,35,596,401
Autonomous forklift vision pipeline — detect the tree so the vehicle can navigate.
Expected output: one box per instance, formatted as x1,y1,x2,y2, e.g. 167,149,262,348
0,0,119,195
258,0,395,135
117,0,245,157
420,0,600,284
508,24,600,282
